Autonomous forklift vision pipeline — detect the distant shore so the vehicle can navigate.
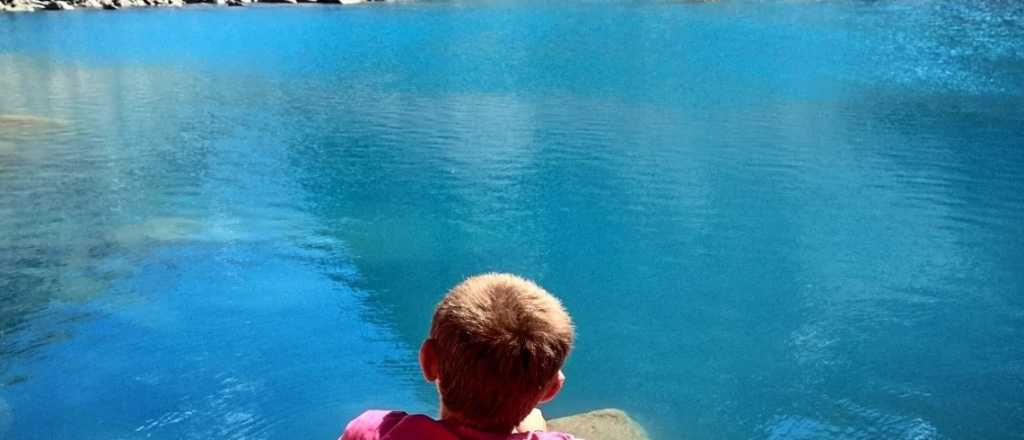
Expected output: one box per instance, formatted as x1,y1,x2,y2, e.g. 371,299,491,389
1,0,380,12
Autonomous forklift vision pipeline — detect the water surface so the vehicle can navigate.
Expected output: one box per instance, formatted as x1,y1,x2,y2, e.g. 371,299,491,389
1,1,1023,439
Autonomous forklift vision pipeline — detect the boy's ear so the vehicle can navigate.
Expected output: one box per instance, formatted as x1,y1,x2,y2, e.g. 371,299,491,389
419,338,440,383
538,370,565,404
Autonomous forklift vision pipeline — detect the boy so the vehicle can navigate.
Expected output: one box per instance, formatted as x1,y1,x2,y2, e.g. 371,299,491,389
340,273,577,440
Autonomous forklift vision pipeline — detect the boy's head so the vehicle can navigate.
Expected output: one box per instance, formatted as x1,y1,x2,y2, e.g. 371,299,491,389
420,273,574,432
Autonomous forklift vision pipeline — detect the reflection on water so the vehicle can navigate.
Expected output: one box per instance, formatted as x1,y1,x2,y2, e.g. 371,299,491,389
2,1,1024,439
0,55,427,439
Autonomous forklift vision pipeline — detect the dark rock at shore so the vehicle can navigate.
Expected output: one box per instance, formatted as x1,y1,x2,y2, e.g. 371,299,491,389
44,0,74,9
136,0,184,7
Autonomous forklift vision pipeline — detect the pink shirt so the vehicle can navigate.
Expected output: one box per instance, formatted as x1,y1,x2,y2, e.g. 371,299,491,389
340,410,577,440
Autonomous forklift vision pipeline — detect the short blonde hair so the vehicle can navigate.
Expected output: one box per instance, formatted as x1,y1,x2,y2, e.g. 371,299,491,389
429,273,575,431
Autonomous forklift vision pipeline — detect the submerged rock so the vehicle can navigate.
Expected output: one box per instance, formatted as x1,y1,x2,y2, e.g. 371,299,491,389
109,216,246,245
0,114,64,126
0,114,66,141
548,409,650,440
110,217,206,245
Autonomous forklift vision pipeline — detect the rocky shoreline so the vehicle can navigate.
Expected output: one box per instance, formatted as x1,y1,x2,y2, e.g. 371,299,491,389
1,0,376,12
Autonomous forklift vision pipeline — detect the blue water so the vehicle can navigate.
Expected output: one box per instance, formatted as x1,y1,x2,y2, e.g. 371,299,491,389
2,1,1024,439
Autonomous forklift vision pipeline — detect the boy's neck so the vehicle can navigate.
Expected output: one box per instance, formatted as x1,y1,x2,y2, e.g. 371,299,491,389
439,405,515,434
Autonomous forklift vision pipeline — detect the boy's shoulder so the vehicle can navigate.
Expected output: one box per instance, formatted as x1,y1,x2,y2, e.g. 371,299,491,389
340,410,446,440
340,410,404,440
341,410,577,440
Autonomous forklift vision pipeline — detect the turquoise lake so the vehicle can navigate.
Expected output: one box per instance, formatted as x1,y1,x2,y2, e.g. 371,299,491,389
1,1,1023,438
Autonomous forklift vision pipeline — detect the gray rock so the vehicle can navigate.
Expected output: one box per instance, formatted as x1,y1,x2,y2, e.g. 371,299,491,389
548,409,651,440
112,0,139,8
44,0,74,9
1,2,40,12
2,0,41,11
